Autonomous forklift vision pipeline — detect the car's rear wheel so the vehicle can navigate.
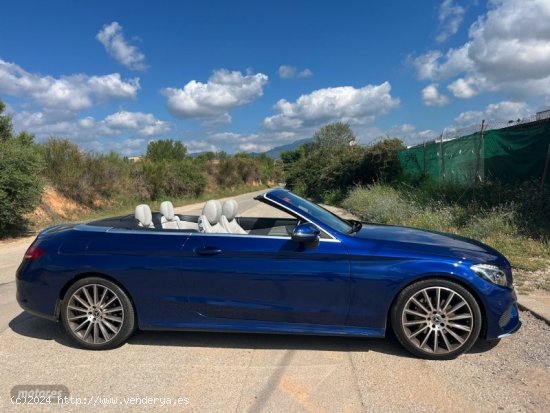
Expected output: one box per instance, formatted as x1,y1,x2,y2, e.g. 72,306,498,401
61,277,135,350
391,279,482,360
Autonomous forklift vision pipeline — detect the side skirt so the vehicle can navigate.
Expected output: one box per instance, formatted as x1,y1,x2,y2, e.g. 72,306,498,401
139,320,386,338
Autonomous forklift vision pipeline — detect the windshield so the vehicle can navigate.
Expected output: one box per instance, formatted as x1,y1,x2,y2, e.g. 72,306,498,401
270,191,352,234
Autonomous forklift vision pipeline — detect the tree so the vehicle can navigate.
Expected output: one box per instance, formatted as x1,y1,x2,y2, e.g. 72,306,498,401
145,139,187,162
0,100,13,141
0,100,44,236
312,122,356,149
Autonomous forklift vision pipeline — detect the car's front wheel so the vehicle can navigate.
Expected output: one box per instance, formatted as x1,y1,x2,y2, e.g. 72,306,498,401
391,279,482,359
61,277,136,350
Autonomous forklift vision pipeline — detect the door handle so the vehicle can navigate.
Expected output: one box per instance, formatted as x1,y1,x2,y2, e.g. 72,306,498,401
194,246,222,256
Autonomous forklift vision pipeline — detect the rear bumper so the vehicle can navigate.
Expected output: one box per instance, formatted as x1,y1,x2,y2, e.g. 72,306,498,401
16,277,59,322
16,289,58,321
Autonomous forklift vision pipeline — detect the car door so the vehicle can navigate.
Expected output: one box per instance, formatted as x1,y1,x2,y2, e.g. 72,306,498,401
85,229,191,327
180,232,350,326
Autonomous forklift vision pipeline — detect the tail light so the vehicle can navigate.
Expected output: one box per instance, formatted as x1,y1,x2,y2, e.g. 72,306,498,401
24,245,46,261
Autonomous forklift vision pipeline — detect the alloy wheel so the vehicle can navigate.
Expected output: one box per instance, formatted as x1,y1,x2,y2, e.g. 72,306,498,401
66,284,125,345
401,286,474,355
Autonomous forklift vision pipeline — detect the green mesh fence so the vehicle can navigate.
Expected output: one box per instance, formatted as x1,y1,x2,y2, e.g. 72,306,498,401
399,122,550,185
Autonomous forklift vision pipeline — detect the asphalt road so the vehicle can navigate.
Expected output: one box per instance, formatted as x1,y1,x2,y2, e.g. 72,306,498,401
1,190,549,412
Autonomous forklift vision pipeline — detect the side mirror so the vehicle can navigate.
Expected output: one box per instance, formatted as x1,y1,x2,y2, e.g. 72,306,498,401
292,223,320,248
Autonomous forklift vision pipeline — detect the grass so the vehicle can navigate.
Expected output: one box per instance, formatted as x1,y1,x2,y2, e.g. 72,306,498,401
342,184,550,292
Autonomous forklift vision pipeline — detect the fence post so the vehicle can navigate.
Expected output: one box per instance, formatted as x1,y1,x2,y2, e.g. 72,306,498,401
477,119,485,183
439,134,444,181
542,143,550,189
423,141,426,175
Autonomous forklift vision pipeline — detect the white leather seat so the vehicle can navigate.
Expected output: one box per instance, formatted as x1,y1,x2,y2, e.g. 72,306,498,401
198,200,227,233
160,201,199,231
220,199,246,234
135,204,155,228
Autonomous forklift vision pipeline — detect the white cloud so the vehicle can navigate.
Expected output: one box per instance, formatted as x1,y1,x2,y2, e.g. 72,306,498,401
114,138,146,156
415,129,439,140
185,139,220,154
96,22,147,71
0,59,139,111
263,81,400,131
421,83,450,106
103,111,170,136
12,110,170,141
384,123,439,145
278,65,313,79
237,142,273,152
411,0,550,99
411,47,473,81
389,123,417,135
87,138,147,156
200,130,302,154
201,113,232,128
162,69,268,119
454,100,531,125
190,82,399,154
87,74,141,100
454,110,483,125
436,0,465,43
209,132,260,146
447,77,479,98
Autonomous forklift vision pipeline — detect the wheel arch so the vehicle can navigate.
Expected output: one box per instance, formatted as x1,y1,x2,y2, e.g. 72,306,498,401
56,272,138,324
386,273,488,339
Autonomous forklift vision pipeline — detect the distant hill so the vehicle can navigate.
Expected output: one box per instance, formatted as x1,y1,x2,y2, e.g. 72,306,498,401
262,137,312,159
190,137,312,159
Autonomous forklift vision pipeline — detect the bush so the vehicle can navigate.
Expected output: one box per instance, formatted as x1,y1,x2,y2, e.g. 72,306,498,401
342,184,417,224
341,184,549,271
462,207,516,240
142,159,206,200
41,138,90,204
213,153,280,187
282,123,404,201
0,122,44,236
41,138,144,206
399,178,550,240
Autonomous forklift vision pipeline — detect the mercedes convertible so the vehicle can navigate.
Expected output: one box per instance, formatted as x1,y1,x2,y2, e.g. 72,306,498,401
16,188,520,359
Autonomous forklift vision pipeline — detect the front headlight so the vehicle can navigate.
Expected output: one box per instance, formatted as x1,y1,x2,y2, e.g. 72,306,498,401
471,264,508,287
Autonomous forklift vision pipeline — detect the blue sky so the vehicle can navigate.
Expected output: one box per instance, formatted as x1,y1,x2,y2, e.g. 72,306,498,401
1,0,549,155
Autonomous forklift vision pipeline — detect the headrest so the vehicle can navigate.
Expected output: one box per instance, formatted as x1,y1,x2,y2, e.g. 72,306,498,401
222,199,238,221
135,204,153,227
202,200,221,225
160,201,175,220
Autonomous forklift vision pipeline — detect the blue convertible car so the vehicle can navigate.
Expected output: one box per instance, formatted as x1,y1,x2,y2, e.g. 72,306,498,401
16,189,520,359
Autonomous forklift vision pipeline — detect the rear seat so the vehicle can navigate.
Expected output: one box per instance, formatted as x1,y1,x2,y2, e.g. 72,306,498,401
135,204,155,228
220,199,247,234
198,200,227,233
160,201,199,231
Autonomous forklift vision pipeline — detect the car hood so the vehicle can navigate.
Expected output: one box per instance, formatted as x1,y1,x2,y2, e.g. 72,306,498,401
351,223,507,265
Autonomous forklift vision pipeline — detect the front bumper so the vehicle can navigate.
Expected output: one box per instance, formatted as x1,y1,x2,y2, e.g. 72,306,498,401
483,285,521,340
498,319,521,338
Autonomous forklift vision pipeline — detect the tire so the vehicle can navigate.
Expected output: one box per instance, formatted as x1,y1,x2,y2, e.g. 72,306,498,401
61,277,136,350
391,278,482,360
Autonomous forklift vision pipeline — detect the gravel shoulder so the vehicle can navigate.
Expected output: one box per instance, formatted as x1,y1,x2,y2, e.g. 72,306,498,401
0,310,548,413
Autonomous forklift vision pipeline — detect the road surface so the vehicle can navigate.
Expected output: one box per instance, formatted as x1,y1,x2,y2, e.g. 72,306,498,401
1,190,549,412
